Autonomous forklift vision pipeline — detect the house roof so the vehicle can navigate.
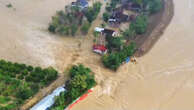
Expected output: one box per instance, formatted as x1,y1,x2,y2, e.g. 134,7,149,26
110,13,129,22
93,45,107,52
78,0,88,7
95,27,104,32
103,29,115,35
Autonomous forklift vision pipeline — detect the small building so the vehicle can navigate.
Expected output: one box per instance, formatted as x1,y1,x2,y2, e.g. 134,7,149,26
93,45,107,55
103,29,118,37
30,86,65,110
94,27,118,37
72,0,89,9
94,27,104,33
108,7,130,25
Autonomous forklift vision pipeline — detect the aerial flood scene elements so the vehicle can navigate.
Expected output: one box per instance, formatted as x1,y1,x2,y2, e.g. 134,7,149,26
0,0,194,110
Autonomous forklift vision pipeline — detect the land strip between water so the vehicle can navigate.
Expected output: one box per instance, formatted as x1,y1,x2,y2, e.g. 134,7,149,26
135,0,174,57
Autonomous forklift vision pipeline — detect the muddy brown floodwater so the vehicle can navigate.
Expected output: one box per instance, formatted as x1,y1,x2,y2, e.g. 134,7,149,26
0,0,194,110
71,0,194,110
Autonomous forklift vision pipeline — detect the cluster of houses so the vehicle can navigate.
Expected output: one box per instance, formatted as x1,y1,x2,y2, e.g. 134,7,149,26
108,0,141,27
92,0,142,55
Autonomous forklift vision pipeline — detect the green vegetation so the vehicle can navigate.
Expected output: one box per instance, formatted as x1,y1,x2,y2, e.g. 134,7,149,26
103,12,111,22
0,59,58,110
130,15,148,34
132,0,162,14
132,0,143,5
122,26,136,40
81,21,91,34
85,2,102,23
100,0,162,70
105,0,121,12
48,7,82,36
50,64,96,110
144,0,162,14
102,42,136,70
106,36,124,52
6,4,12,8
48,2,102,36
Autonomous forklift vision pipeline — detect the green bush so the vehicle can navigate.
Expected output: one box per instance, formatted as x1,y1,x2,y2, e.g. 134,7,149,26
48,24,56,33
51,64,96,109
131,15,148,34
102,42,136,70
16,86,32,100
102,53,121,70
0,59,59,109
106,36,124,52
122,26,136,40
70,24,78,36
85,2,102,23
49,2,101,36
145,0,162,14
81,22,91,34
103,12,111,22
132,0,143,5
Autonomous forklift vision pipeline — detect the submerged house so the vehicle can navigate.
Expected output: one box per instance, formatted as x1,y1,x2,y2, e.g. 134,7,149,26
93,45,107,55
108,7,130,26
72,0,89,9
103,29,118,37
94,27,118,37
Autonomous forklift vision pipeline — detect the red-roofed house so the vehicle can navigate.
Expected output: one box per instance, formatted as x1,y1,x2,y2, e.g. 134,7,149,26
93,45,107,55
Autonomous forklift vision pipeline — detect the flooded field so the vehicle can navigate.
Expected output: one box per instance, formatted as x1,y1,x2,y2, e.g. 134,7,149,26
0,0,194,110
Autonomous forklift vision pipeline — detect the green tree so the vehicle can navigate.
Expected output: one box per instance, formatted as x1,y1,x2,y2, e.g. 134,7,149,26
102,53,121,70
103,12,110,22
106,37,123,52
70,24,78,36
85,2,102,23
81,22,91,34
16,86,32,100
132,0,143,5
51,64,96,109
122,26,136,40
131,15,148,34
145,0,162,14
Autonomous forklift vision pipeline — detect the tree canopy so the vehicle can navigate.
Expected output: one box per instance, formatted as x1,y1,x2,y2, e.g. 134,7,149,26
51,64,96,110
130,15,148,34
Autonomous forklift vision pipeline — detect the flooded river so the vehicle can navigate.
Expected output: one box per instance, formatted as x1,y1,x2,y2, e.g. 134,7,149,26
0,0,194,110
71,0,194,110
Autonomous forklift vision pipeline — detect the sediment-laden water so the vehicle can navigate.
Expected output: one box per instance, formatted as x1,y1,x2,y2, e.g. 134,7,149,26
71,0,194,110
0,0,194,110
